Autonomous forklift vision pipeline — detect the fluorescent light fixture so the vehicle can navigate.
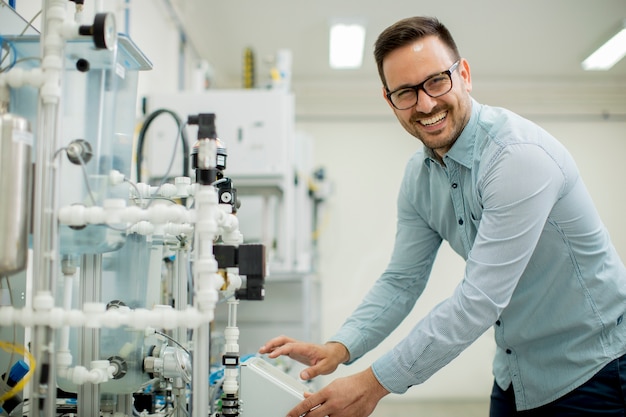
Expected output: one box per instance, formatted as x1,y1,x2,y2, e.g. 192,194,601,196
582,20,626,71
329,20,366,69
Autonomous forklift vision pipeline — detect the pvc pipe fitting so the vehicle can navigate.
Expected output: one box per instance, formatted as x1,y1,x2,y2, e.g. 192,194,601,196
33,292,55,311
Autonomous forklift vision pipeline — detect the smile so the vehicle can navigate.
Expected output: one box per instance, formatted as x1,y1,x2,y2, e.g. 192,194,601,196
419,111,447,126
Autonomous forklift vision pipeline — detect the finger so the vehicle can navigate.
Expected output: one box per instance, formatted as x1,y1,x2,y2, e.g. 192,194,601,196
301,358,335,379
264,343,298,359
287,395,323,417
300,366,316,380
259,335,297,353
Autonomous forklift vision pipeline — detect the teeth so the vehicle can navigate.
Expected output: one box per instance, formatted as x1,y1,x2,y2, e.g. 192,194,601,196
419,111,447,126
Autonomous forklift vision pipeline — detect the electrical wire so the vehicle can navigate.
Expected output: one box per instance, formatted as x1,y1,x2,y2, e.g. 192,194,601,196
154,331,190,356
135,109,190,185
74,150,98,206
0,37,17,72
0,276,17,395
145,119,189,209
0,8,42,71
53,146,97,206
0,341,37,403
124,176,144,207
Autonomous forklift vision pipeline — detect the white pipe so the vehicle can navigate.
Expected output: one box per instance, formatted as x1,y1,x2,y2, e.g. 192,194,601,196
222,299,240,396
224,268,242,293
131,178,194,201
192,183,222,417
60,361,115,385
0,304,213,330
58,199,193,226
29,1,72,414
217,209,243,245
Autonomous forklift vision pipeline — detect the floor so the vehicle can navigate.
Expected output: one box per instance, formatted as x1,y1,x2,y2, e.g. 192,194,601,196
371,400,489,417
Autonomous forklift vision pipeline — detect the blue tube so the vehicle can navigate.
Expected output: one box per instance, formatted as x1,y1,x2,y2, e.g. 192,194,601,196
9,0,16,8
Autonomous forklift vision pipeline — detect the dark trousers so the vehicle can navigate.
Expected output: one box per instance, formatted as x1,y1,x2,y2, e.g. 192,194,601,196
490,354,626,416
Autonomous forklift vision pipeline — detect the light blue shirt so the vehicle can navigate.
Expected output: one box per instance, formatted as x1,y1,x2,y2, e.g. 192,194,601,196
329,99,626,410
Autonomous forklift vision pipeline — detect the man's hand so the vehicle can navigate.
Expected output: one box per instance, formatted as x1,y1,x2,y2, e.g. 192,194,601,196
287,367,389,417
259,336,350,380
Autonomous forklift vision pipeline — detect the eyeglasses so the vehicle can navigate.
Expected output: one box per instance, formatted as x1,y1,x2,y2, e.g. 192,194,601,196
386,60,460,110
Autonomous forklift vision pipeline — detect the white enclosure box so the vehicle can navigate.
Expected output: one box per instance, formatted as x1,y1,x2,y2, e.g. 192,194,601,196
239,357,311,417
143,90,314,273
143,90,294,180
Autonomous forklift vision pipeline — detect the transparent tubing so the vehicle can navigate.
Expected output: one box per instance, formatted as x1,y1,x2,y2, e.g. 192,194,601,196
30,100,61,417
29,1,67,414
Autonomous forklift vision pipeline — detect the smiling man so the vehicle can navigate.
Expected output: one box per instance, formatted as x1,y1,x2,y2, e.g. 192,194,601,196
260,16,626,417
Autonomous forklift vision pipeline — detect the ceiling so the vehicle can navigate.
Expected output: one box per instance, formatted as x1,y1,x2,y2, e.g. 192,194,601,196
175,0,626,91
7,1,626,117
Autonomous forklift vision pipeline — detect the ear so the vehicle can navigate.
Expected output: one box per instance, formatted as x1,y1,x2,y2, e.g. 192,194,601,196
381,86,395,109
459,58,472,93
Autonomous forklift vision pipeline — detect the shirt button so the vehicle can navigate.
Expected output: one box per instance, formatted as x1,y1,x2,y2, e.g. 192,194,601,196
458,218,464,225
452,183,458,189
495,320,501,326
506,349,512,354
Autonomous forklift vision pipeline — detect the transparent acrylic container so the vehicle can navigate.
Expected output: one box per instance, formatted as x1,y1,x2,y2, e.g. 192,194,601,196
56,233,159,394
7,34,152,255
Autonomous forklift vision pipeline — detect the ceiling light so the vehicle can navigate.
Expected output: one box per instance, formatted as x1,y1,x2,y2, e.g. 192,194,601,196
329,20,366,69
582,20,626,71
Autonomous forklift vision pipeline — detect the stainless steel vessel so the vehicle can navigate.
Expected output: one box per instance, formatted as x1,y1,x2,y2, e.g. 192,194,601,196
0,108,32,276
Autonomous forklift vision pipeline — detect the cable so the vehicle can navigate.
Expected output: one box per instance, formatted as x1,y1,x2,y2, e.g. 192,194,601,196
0,276,17,394
135,109,189,184
75,150,97,206
0,8,42,70
0,37,17,72
53,146,97,206
0,341,36,403
124,176,144,207
145,120,188,209
154,331,190,356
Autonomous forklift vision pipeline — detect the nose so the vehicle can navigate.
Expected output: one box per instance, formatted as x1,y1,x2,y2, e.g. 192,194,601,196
413,88,437,114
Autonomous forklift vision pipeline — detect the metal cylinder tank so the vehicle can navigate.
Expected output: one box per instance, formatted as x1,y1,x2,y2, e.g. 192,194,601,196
0,109,33,276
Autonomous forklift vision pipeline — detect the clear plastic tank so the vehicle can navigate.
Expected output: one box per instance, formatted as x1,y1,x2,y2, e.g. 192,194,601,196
7,34,152,255
57,233,160,394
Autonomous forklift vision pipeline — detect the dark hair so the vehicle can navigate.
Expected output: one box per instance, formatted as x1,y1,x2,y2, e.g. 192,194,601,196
374,16,460,89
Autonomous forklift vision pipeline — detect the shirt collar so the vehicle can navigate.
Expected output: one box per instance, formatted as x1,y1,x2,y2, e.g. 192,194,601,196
423,99,480,169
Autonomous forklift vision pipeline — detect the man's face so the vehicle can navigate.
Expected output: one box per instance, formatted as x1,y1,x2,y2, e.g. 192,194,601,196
382,35,473,159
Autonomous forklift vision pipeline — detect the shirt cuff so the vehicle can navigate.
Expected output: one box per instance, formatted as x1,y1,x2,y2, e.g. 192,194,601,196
371,350,414,394
327,326,369,365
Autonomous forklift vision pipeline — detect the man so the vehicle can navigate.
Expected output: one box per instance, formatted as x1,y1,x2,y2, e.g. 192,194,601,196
260,16,626,416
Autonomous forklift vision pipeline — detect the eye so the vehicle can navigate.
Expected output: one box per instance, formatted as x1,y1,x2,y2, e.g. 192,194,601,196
394,88,415,99
426,74,448,87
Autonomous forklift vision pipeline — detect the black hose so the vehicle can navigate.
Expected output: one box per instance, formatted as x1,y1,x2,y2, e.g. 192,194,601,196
136,108,190,183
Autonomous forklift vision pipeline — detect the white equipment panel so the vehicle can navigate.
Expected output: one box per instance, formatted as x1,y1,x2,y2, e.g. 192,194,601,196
143,90,294,181
239,357,311,417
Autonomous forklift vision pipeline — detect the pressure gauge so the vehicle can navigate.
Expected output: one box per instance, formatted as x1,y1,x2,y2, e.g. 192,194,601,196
79,13,117,50
93,13,117,50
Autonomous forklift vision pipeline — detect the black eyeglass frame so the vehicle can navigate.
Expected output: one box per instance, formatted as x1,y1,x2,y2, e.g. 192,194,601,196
386,60,461,110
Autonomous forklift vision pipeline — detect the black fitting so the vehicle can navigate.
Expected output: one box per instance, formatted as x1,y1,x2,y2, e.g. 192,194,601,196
212,244,266,300
188,113,217,140
213,245,237,268
221,393,239,416
222,354,239,367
